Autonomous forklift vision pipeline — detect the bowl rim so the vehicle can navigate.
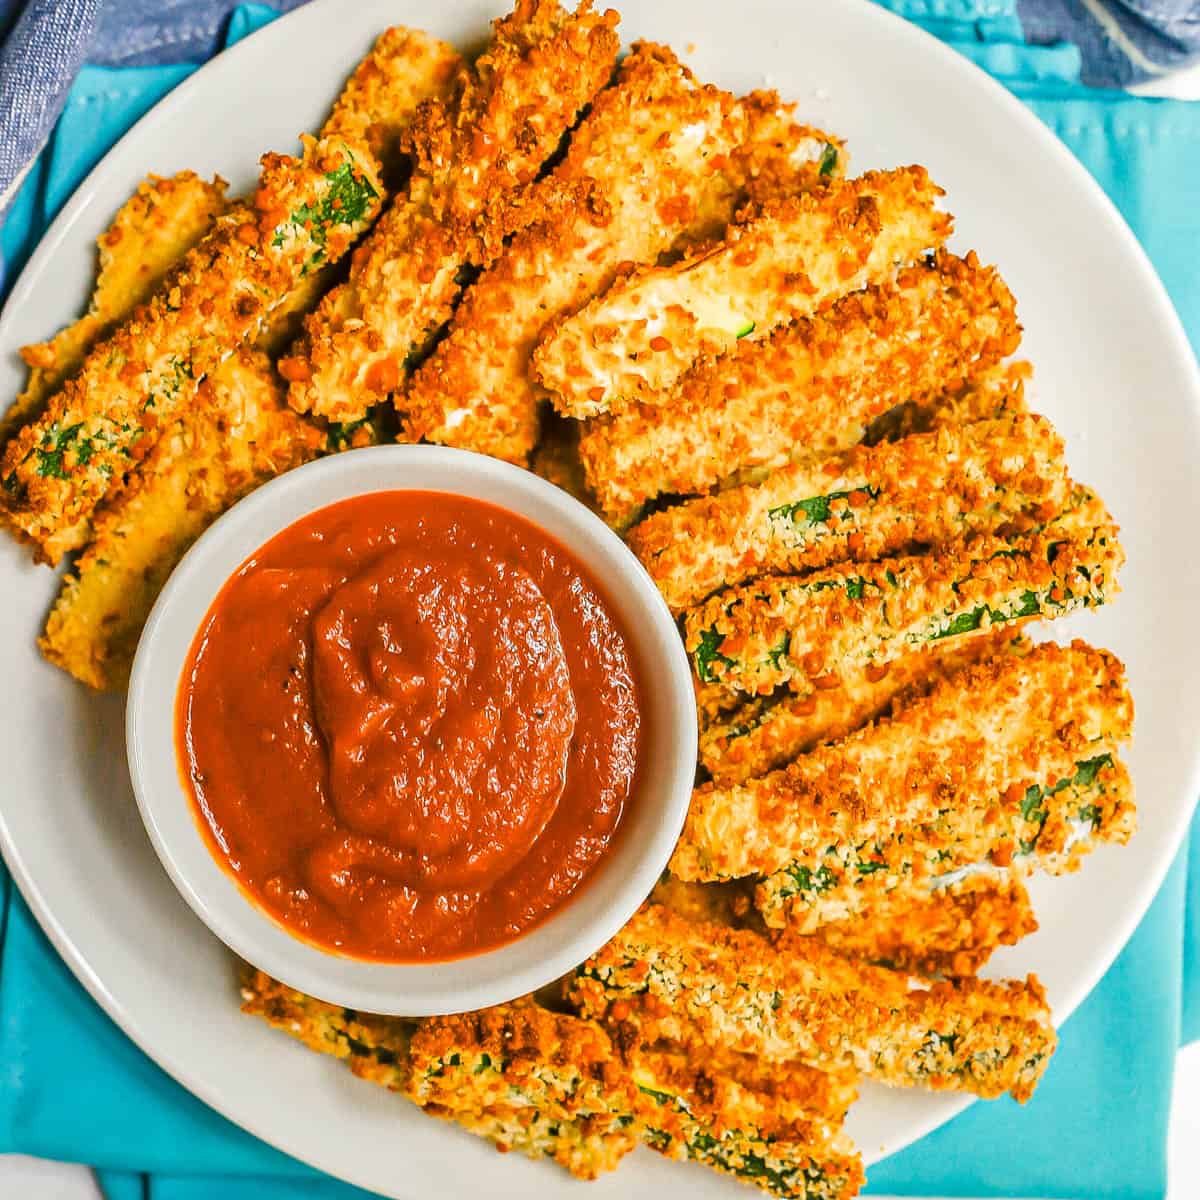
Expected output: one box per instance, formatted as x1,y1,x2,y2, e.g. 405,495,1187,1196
125,443,697,1016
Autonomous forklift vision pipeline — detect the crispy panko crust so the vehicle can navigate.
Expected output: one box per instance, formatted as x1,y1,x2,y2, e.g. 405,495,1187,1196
579,251,1021,523
4,172,228,449
0,135,383,563
281,0,621,422
572,905,1056,1102
671,639,1134,883
407,1004,644,1180
320,25,463,187
755,751,1135,933
534,165,952,419
402,47,839,464
632,1047,864,1200
244,966,864,1195
631,412,1070,612
239,966,415,1076
700,630,1028,785
683,496,1122,697
804,874,1039,978
39,350,324,690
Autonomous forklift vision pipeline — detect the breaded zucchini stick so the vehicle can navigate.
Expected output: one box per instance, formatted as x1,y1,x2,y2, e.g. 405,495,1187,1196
757,752,1134,933
804,875,1038,978
534,166,952,418
402,48,840,464
244,970,642,1179
578,251,1022,522
406,1005,644,1180
281,0,621,422
246,969,864,1194
634,1048,864,1200
700,630,1027,785
239,967,416,1072
633,412,1069,612
671,640,1133,883
571,905,1056,1102
685,496,1121,697
39,350,324,690
0,136,383,562
321,25,463,187
4,173,228,447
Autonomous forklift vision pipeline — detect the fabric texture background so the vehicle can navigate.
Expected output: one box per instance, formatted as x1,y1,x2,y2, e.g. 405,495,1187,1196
0,2,1198,1198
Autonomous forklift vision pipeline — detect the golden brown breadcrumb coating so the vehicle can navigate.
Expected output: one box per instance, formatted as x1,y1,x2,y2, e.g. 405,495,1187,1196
683,496,1120,697
571,904,1056,1102
243,965,863,1195
401,47,840,464
756,751,1134,934
804,874,1038,978
535,165,951,419
700,630,1028,785
320,25,463,187
671,639,1133,883
3,172,228,449
281,0,621,422
631,413,1070,612
578,250,1022,522
632,1046,864,1199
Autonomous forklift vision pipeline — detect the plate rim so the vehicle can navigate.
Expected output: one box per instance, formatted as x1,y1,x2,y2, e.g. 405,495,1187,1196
1,0,1199,1188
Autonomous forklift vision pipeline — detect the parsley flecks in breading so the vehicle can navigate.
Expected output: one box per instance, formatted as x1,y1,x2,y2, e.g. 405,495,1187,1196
768,485,879,527
818,142,839,177
274,159,379,271
695,625,736,683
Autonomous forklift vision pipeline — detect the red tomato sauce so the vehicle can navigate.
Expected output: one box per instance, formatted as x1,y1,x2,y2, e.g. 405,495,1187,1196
176,490,643,962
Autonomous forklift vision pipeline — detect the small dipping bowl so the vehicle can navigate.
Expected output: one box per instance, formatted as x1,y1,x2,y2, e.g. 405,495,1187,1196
127,445,697,1016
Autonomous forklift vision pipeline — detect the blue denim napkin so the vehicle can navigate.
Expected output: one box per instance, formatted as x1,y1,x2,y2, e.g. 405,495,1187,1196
1,3,1199,1199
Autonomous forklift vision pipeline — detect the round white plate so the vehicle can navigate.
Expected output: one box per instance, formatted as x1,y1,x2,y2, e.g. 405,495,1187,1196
2,0,1198,1194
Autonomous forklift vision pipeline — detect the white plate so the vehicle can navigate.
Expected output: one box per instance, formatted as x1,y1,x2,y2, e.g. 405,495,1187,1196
1,0,1198,1194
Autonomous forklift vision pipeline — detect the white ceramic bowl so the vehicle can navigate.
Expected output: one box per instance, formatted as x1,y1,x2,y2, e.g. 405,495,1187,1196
126,444,697,1016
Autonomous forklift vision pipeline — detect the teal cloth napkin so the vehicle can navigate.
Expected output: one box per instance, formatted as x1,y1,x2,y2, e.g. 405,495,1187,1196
1,3,1199,1198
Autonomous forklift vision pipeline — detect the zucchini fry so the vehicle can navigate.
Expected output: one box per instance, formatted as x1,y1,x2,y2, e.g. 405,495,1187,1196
671,640,1133,883
245,970,642,1180
406,1005,644,1180
534,165,952,419
39,350,324,690
0,136,383,563
571,905,1055,1102
402,47,839,464
239,966,416,1072
634,1048,864,1200
3,172,228,447
320,25,463,187
700,630,1027,785
803,875,1038,978
578,251,1021,523
281,0,621,423
632,412,1069,612
684,496,1121,697
757,753,1134,933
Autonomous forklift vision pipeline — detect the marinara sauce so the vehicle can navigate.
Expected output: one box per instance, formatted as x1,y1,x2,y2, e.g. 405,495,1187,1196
176,491,643,962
